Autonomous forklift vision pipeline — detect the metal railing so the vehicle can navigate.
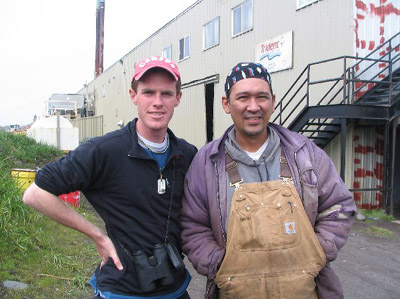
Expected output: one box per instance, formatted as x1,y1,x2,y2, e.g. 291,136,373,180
272,33,400,214
273,32,400,128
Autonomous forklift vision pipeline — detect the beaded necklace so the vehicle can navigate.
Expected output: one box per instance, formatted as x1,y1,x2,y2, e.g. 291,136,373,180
137,133,169,154
137,132,170,194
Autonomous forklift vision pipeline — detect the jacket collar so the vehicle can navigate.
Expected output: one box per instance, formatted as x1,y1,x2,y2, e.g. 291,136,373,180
127,118,183,159
208,123,307,162
209,124,234,162
269,123,307,153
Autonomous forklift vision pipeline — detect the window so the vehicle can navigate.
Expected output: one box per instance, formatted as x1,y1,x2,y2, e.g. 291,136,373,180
296,0,319,9
179,35,190,61
232,0,253,37
203,17,220,50
162,45,172,59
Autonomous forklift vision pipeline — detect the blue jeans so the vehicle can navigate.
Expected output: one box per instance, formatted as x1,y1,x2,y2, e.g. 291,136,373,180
94,291,190,299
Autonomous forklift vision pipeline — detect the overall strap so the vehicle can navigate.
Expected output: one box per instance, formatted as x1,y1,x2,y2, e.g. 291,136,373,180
225,151,243,190
225,145,292,186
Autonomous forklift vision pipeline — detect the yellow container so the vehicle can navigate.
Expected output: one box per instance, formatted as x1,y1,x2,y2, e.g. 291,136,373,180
11,169,36,191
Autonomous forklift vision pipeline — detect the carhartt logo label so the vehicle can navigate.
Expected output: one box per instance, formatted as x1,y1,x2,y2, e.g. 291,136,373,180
285,221,296,234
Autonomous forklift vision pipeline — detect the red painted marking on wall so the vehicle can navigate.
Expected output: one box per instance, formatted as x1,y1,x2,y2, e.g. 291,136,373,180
376,192,382,204
355,81,363,90
353,135,360,142
355,144,375,154
395,46,400,52
370,2,400,23
356,90,366,97
380,36,385,44
379,50,386,56
368,41,375,51
378,74,386,79
380,26,385,35
354,158,361,164
354,168,364,178
359,203,380,209
353,181,361,189
356,13,366,20
356,0,368,11
366,170,374,177
355,168,370,178
354,18,360,50
374,163,384,180
361,40,366,49
355,79,367,97
379,63,387,68
368,83,375,90
354,192,362,202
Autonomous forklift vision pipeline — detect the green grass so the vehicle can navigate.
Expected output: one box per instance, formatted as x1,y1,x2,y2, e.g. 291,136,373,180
0,131,102,298
0,130,61,169
0,208,101,298
367,225,393,238
358,208,396,222
0,131,62,255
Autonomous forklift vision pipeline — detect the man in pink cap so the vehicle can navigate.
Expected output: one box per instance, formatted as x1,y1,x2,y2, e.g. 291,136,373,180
23,56,197,298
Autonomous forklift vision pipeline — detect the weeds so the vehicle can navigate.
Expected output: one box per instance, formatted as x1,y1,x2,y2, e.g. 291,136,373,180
367,225,393,238
0,131,60,255
358,208,396,222
0,131,100,297
0,131,61,168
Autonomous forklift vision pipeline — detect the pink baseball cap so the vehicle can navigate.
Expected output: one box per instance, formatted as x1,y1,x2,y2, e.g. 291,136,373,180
132,56,181,82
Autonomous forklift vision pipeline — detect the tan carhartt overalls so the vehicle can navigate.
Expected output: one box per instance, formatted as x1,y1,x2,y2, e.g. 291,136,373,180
215,149,326,299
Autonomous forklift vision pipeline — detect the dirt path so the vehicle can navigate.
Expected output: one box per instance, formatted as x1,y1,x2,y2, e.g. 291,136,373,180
331,220,400,299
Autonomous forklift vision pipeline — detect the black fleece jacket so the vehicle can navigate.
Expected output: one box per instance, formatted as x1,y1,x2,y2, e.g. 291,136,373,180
35,118,197,296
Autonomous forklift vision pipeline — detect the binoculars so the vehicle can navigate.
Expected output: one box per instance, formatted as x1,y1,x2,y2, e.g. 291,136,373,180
132,243,184,292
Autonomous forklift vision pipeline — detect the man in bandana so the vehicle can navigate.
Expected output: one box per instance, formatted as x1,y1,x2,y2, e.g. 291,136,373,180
181,62,356,299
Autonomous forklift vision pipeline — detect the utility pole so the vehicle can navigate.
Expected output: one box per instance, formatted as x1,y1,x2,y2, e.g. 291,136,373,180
95,0,105,78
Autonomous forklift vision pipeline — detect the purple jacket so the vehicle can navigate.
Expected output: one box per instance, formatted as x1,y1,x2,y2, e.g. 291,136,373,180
181,124,356,299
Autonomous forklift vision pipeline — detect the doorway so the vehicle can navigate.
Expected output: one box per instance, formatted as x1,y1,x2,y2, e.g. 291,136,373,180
393,125,400,217
205,83,214,143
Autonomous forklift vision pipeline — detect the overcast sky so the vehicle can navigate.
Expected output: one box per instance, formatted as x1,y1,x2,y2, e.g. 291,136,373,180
0,0,196,126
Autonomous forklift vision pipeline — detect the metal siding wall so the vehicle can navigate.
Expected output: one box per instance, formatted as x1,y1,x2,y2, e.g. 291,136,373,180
352,125,384,209
77,0,356,145
71,115,104,141
169,85,207,149
324,122,355,189
354,0,400,96
265,0,355,126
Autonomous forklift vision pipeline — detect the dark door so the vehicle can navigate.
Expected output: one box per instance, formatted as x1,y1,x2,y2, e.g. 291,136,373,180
393,126,400,217
205,83,214,143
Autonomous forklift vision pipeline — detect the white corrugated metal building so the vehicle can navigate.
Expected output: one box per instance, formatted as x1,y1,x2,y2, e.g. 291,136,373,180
75,0,400,214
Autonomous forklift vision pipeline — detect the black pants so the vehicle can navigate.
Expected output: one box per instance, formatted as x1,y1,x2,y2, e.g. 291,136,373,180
178,291,190,299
